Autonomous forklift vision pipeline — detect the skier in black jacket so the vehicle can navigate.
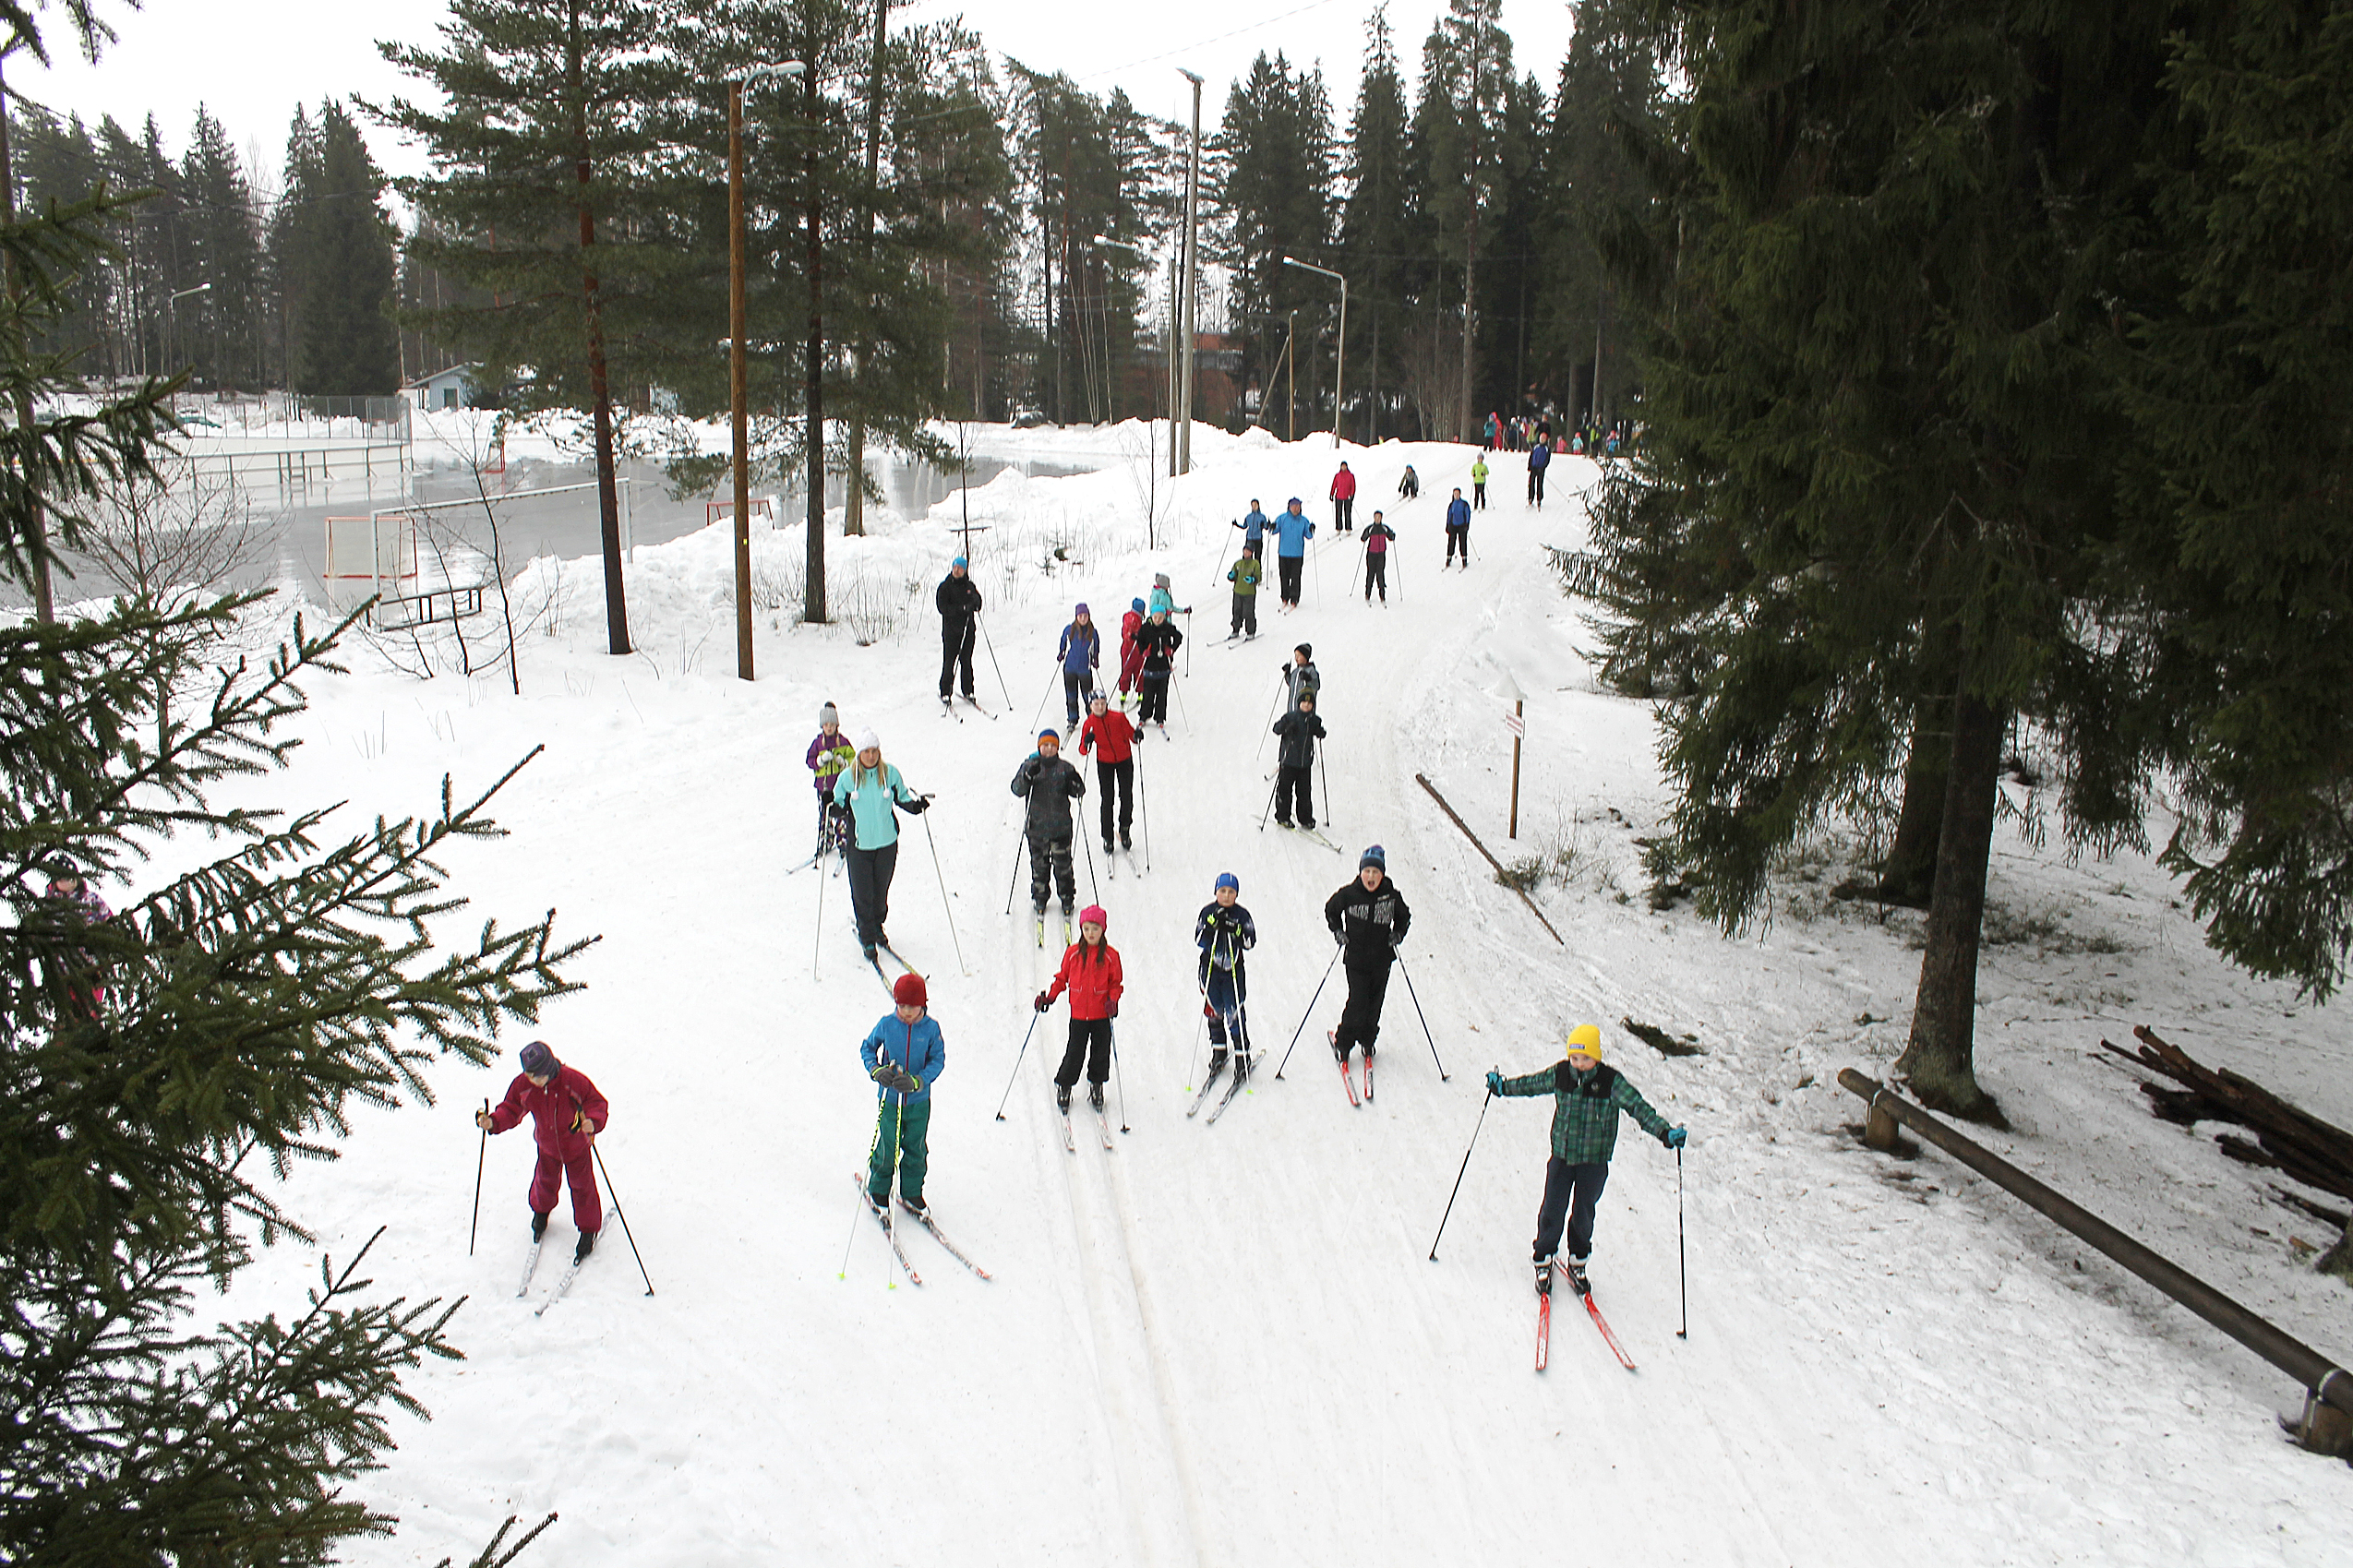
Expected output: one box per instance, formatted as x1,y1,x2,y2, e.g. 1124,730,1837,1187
1270,691,1325,830
1324,845,1411,1065
936,557,984,701
1011,727,1086,935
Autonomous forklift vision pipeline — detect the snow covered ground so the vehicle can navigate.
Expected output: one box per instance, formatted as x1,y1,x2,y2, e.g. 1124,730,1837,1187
111,425,2353,1563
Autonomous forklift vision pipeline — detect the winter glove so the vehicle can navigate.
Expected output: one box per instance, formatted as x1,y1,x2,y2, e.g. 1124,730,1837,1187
896,1071,924,1095
1484,1071,1503,1096
1332,926,1346,947
1107,1003,1119,1020
903,794,930,813
1664,1126,1688,1150
870,1062,897,1085
1034,991,1052,1012
1024,760,1042,781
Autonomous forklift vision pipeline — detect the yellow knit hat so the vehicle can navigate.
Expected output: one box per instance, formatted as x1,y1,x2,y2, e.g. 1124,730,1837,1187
1566,1023,1603,1059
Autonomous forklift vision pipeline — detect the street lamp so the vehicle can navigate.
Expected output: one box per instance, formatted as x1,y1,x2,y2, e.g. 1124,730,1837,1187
166,281,211,392
1176,68,1204,476
1281,257,1346,450
731,60,807,682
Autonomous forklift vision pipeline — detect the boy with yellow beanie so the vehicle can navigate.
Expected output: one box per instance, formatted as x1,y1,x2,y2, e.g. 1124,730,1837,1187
1487,1024,1687,1296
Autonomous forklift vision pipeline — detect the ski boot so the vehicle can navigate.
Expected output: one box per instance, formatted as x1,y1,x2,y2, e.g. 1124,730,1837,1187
1231,1052,1252,1083
1208,1047,1229,1074
531,1210,550,1241
1088,1082,1106,1111
1055,1083,1072,1112
1566,1255,1590,1295
574,1231,598,1264
1534,1257,1554,1297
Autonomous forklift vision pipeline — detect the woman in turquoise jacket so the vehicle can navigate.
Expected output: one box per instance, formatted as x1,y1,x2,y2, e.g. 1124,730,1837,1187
841,728,930,962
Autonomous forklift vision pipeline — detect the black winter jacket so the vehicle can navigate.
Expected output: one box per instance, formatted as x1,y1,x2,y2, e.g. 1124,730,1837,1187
1272,708,1325,769
1325,875,1411,967
1011,752,1086,838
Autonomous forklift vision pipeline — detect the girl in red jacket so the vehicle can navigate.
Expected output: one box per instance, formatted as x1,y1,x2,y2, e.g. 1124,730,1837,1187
475,1040,608,1263
1035,904,1122,1112
1078,691,1137,855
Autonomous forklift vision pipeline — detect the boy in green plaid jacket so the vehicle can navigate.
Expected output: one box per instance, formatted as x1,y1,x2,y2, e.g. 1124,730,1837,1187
1488,1023,1687,1297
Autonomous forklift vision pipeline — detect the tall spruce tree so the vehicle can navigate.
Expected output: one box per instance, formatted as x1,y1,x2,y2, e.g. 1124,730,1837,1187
1340,10,1411,444
269,102,399,398
1212,51,1335,436
179,106,265,392
378,0,691,652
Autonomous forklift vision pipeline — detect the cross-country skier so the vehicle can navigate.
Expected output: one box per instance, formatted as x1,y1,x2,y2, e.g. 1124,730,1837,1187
1445,487,1472,568
1527,437,1552,508
1035,904,1122,1111
1148,570,1188,618
475,1040,607,1264
935,557,982,702
1271,690,1325,830
1329,461,1356,533
37,856,114,1015
1486,1025,1687,1296
1362,512,1396,604
1195,872,1257,1079
804,702,855,853
1234,498,1268,550
861,971,946,1215
1078,690,1136,854
1056,604,1101,730
841,729,930,962
1324,846,1410,1067
1471,454,1489,509
1281,643,1321,708
1273,498,1315,608
1116,598,1146,706
1397,463,1419,500
1012,727,1086,939
1227,544,1262,639
1134,608,1183,728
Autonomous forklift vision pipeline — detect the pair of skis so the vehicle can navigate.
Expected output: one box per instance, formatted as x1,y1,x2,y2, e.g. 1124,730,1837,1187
855,1175,992,1286
866,940,915,996
940,694,995,722
1035,912,1074,949
1329,1031,1375,1107
1534,1269,1636,1373
517,1234,589,1317
1183,1057,1252,1124
1057,1094,1116,1153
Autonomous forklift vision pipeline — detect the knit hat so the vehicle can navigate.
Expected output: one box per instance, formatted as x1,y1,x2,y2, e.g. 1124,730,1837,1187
1215,871,1240,892
1154,572,1170,589
1359,844,1386,872
1295,643,1312,659
1566,1023,1603,1060
952,555,968,569
894,972,929,1008
1079,904,1109,929
819,701,839,726
1038,726,1061,743
1090,690,1109,710
519,1040,558,1078
1075,602,1090,616
1288,497,1303,507
1132,597,1146,614
856,728,881,753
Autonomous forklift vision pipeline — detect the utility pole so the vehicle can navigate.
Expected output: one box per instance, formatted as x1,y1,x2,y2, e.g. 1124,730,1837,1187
1177,68,1203,474
1282,256,1345,449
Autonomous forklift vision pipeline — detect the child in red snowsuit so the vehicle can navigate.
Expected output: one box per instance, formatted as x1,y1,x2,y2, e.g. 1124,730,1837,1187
1035,904,1123,1111
1117,600,1146,704
477,1040,609,1260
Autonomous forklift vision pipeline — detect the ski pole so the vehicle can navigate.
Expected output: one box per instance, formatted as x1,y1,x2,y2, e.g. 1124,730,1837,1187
1136,750,1151,871
1170,672,1191,736
814,837,830,979
1393,951,1451,1080
1002,828,1026,916
1029,664,1060,736
590,1143,655,1296
1110,1020,1130,1133
993,1010,1044,1120
1183,607,1192,678
1318,748,1333,831
1272,945,1344,1079
919,805,966,976
1079,822,1100,904
977,611,1013,709
468,1098,488,1255
1676,1146,1689,1340
1254,672,1285,761
1427,1081,1495,1261
1258,773,1279,831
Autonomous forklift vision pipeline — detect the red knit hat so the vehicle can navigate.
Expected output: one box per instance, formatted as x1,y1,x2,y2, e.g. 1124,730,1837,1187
893,972,928,1008
1079,904,1108,929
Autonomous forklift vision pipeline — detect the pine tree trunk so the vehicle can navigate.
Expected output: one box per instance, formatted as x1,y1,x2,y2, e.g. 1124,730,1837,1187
1879,700,1950,906
570,1,630,656
844,0,889,540
1895,684,2006,1122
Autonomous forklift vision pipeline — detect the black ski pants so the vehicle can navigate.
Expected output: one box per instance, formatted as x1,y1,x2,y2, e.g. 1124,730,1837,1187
1364,553,1387,603
1277,554,1304,604
1333,957,1390,1057
1138,669,1171,724
1527,468,1547,506
939,621,977,698
1534,1156,1611,1263
1095,758,1134,846
1231,591,1257,637
1027,831,1076,912
1055,1017,1113,1086
1446,525,1470,565
846,839,898,947
1472,481,1486,509
1275,762,1315,829
1332,497,1353,533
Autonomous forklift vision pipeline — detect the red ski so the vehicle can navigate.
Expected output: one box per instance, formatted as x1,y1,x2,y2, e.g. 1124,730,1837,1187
1535,1287,1553,1371
1329,1030,1361,1107
1580,1286,1637,1371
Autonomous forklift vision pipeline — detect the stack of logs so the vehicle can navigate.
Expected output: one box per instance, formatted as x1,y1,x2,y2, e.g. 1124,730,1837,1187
2100,1024,2353,1240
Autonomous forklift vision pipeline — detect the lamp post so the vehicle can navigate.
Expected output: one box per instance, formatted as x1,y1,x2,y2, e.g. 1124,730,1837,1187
1176,68,1203,475
1281,257,1345,450
731,61,807,682
166,281,211,397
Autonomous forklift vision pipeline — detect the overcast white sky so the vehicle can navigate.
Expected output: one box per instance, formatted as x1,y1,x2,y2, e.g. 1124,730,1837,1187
19,0,1579,188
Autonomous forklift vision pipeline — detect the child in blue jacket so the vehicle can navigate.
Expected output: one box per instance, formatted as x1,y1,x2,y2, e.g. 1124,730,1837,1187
861,971,947,1215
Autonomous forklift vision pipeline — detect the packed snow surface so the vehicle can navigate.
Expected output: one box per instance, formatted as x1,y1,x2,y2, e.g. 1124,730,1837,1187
125,425,2352,1564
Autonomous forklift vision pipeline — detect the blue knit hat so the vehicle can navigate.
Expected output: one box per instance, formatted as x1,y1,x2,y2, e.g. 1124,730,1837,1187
1038,726,1061,743
1132,597,1146,613
1288,497,1303,507
519,1040,558,1078
952,555,967,569
1359,844,1386,872
1215,871,1240,892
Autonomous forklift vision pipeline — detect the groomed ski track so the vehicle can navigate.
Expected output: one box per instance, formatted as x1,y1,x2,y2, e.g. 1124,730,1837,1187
244,428,2350,1568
